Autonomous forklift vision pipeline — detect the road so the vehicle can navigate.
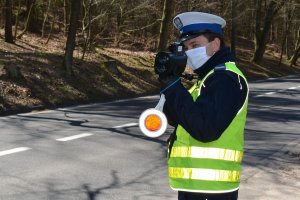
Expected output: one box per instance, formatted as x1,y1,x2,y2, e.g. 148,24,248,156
0,74,299,200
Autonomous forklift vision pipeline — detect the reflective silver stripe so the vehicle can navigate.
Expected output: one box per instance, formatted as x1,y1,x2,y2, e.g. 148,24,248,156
170,146,243,162
169,167,240,182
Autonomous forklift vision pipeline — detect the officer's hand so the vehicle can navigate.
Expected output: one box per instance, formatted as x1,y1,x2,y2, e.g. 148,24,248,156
154,51,169,76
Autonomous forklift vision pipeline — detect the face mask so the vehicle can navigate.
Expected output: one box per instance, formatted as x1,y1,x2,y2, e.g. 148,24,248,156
185,45,211,71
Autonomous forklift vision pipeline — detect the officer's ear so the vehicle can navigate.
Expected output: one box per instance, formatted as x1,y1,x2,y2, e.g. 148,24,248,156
212,37,221,52
207,37,221,55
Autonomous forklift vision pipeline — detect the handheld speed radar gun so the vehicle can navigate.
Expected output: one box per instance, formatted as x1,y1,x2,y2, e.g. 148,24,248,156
139,42,188,138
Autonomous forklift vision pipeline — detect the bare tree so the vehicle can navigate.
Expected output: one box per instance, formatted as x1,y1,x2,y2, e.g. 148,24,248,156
17,0,36,39
64,0,70,35
63,0,82,76
81,0,93,60
14,0,21,39
251,0,285,64
0,1,4,29
230,0,236,56
45,0,57,44
289,26,300,66
278,1,294,66
4,0,14,43
157,0,175,51
41,0,52,38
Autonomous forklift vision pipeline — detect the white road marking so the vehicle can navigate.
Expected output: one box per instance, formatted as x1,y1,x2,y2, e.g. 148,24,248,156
56,133,93,141
0,147,31,157
252,94,265,98
253,85,300,98
112,123,138,129
288,87,297,90
253,93,275,98
265,92,275,95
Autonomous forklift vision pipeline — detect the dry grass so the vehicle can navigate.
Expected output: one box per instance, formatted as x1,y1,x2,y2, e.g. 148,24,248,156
0,33,159,115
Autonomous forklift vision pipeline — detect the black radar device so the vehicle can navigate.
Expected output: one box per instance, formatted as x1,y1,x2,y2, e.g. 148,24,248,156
154,42,187,78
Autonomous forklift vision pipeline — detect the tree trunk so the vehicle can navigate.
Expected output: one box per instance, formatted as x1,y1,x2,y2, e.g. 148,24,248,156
157,0,175,51
45,0,57,44
184,0,191,11
251,0,284,64
81,0,93,60
252,0,262,43
278,3,294,67
63,0,81,77
64,0,70,35
27,0,39,33
289,44,300,66
0,1,4,29
41,0,51,38
230,0,236,56
114,6,124,47
289,27,300,66
14,0,21,39
17,0,36,39
4,0,14,43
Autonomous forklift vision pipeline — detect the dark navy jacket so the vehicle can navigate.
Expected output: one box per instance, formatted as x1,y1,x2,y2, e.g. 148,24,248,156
162,47,248,142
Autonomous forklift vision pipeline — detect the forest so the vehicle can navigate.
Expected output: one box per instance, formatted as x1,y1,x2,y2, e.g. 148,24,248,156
0,0,300,115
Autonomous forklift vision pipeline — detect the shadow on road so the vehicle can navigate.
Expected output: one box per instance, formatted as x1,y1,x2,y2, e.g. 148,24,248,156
9,108,170,146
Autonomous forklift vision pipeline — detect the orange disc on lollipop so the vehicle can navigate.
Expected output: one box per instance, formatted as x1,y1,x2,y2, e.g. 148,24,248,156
145,114,161,131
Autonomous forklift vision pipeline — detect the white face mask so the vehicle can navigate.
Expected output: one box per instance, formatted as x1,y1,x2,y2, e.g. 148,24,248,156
185,45,211,71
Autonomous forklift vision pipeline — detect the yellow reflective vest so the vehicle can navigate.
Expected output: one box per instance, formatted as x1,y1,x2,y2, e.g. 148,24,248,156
168,62,249,193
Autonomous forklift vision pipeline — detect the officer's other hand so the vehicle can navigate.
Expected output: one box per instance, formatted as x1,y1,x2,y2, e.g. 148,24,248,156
154,54,181,92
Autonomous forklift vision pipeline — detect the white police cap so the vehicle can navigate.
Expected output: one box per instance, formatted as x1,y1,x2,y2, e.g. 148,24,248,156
173,12,226,41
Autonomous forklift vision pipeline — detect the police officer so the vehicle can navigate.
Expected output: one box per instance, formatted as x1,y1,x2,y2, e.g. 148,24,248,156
157,12,249,200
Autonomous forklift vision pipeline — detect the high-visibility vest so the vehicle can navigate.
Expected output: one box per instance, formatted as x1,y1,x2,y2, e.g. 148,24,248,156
168,62,249,193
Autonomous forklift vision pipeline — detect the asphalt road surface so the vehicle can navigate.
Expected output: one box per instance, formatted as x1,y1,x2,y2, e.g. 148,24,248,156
1,74,299,200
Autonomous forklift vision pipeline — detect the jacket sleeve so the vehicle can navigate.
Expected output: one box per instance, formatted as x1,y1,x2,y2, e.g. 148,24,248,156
163,99,178,127
162,71,247,142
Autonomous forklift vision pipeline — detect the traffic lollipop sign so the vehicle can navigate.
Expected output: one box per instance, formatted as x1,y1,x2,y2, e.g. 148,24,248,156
139,94,168,138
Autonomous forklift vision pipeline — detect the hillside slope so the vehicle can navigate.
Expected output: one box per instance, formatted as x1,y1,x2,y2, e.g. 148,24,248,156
0,34,299,115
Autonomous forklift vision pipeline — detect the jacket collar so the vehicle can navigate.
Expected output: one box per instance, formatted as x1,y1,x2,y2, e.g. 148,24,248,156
194,47,236,80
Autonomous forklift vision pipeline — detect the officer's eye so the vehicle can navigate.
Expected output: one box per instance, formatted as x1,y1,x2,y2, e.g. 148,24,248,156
192,44,201,49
